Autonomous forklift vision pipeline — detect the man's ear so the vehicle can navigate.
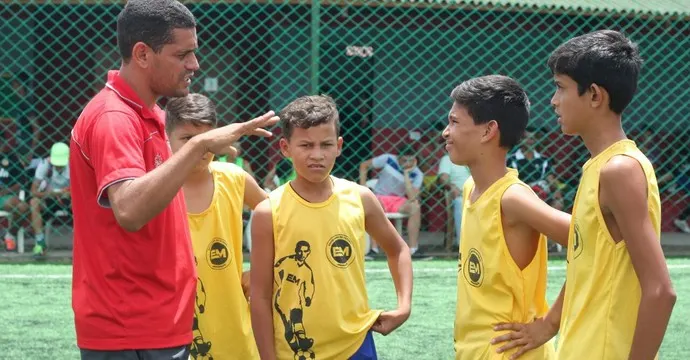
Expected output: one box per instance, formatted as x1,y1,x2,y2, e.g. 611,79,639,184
131,42,154,69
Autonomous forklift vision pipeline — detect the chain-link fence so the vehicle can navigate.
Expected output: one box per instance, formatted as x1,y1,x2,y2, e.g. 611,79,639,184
1,0,689,255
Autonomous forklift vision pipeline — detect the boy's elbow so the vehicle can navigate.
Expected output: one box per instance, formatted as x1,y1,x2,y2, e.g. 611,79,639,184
644,282,677,308
661,285,677,307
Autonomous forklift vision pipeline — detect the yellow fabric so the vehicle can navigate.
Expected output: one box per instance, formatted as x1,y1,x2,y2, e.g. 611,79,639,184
269,177,382,360
454,169,556,360
187,162,259,360
557,140,661,360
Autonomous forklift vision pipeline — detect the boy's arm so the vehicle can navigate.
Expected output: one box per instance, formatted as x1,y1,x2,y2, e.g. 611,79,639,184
600,157,676,360
489,184,569,359
243,173,269,210
359,159,373,186
263,165,277,190
359,185,412,335
250,199,277,360
501,184,571,246
241,271,250,300
491,282,565,359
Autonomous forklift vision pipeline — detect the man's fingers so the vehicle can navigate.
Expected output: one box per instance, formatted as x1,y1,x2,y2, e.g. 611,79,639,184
247,128,274,138
216,146,237,158
245,113,279,129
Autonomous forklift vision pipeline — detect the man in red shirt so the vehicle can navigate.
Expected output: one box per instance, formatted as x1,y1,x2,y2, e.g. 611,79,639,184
69,1,278,359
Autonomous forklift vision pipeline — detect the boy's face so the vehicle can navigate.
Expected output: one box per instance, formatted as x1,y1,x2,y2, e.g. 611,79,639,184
279,122,342,184
442,102,485,165
398,155,417,171
168,123,214,173
551,74,592,136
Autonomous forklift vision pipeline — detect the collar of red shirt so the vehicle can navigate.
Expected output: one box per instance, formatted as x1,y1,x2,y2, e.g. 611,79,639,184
104,70,162,122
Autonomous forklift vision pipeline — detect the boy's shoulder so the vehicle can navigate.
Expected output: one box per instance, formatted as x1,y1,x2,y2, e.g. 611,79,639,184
210,161,246,178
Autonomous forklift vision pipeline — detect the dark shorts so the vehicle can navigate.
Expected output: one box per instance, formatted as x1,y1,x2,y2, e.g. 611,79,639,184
350,331,377,360
80,345,190,360
41,197,71,219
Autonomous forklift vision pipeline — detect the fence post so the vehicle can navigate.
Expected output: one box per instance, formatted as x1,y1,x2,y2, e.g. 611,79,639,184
310,0,321,95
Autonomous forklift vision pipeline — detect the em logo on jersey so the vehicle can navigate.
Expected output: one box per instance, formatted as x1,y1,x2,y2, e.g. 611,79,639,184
206,238,231,270
326,234,355,269
572,222,584,260
463,248,484,287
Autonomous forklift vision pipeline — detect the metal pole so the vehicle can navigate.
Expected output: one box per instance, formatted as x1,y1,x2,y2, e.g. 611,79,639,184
310,0,321,95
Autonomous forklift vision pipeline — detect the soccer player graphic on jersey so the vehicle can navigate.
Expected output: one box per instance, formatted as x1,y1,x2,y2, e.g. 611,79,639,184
191,257,213,360
274,240,316,356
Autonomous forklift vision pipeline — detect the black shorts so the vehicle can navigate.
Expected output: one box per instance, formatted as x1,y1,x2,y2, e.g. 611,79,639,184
41,197,71,219
79,345,190,360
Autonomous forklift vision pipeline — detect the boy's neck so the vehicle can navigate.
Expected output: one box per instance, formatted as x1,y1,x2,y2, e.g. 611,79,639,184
468,153,509,198
184,167,213,189
290,176,334,203
580,114,627,158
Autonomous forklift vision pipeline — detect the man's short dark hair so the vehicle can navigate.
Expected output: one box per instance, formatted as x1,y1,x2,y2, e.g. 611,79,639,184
547,30,642,114
280,95,340,140
116,0,196,62
165,93,217,133
450,75,530,150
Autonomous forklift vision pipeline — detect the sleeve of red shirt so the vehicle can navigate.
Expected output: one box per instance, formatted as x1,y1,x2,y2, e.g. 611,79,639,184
90,111,147,207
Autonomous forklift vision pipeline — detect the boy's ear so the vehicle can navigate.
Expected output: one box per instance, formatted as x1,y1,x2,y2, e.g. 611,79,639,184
279,138,290,158
589,83,607,110
480,120,500,144
336,136,343,157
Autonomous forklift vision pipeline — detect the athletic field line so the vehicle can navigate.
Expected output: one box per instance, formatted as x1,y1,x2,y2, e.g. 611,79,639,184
1,263,689,279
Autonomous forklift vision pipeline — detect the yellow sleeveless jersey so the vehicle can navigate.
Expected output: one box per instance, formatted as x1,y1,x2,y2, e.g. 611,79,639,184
269,177,382,360
187,161,259,360
454,169,556,360
557,140,661,360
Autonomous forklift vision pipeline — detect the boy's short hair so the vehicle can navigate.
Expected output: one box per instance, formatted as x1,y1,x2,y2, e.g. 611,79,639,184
397,144,417,160
547,30,643,114
165,93,217,133
117,0,196,62
450,75,530,150
279,95,340,140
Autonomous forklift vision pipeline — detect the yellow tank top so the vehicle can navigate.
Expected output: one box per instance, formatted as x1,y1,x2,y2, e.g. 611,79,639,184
557,140,661,360
454,169,556,360
187,162,259,360
269,177,382,360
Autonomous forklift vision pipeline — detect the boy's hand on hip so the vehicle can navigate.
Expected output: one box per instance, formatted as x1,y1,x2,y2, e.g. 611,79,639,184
371,308,410,336
491,317,558,359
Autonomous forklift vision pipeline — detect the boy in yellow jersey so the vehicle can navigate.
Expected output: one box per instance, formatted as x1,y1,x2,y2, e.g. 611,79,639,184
442,75,570,360
165,94,269,360
250,95,413,360
492,30,677,360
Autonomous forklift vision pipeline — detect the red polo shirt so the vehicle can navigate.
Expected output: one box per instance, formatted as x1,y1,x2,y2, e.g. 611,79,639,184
69,70,196,350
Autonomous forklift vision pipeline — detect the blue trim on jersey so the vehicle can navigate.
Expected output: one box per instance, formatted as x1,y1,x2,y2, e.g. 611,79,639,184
385,157,419,180
350,331,377,360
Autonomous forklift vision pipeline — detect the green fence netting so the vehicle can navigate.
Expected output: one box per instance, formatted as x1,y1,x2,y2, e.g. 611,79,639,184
1,0,689,254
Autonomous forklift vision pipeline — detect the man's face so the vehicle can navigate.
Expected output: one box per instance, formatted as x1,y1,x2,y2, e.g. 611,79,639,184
280,122,342,184
148,28,199,98
551,74,592,136
442,102,485,166
296,245,311,262
169,123,214,173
